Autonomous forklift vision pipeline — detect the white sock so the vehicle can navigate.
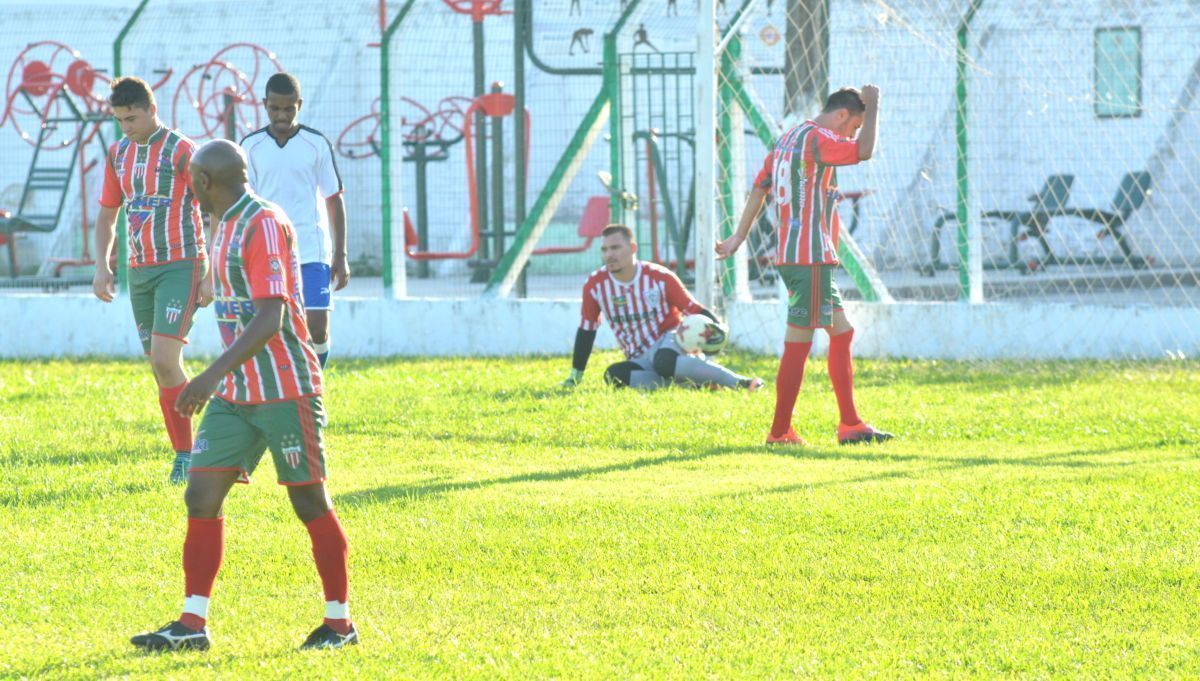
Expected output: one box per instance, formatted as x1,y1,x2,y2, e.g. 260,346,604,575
325,600,349,620
183,594,209,619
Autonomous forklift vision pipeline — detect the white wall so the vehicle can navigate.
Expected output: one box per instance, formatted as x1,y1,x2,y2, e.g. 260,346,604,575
4,295,1196,360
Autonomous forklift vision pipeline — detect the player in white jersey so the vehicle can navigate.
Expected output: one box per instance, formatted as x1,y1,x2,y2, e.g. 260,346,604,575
563,224,763,391
241,73,347,368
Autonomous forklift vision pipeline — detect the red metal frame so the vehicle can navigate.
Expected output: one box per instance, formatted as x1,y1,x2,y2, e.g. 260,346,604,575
404,92,528,261
171,44,283,142
532,195,609,255
442,0,509,22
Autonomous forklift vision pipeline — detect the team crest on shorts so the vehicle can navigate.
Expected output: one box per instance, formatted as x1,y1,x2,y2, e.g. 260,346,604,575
790,306,808,318
821,304,834,317
281,435,304,469
137,323,151,343
164,299,183,324
191,438,208,454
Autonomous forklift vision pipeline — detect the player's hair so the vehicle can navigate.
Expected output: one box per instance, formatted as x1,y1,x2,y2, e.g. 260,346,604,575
264,72,302,99
822,87,865,115
108,76,155,110
601,224,634,242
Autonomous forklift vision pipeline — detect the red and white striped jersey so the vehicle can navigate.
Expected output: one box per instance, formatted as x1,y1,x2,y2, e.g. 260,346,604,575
580,261,704,359
753,120,860,265
210,192,322,404
99,126,205,267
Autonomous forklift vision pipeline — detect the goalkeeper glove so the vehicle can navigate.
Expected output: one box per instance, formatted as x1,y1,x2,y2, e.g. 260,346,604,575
562,368,584,388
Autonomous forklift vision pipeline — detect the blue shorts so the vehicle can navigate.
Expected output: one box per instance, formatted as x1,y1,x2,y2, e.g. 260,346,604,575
301,263,333,310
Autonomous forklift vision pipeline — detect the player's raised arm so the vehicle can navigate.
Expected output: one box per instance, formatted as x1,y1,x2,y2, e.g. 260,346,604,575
856,84,879,160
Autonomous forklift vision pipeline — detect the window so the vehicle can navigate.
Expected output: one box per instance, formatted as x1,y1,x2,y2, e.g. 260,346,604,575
1095,27,1142,118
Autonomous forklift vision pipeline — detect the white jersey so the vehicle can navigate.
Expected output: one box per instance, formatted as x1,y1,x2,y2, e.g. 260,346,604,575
241,125,343,266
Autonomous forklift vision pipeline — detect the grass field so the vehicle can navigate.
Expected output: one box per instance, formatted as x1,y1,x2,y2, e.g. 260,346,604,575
1,354,1199,678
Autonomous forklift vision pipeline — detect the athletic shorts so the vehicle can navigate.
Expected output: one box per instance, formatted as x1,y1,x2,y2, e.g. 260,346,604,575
301,262,333,311
190,395,328,486
629,330,690,371
128,258,205,354
778,264,843,329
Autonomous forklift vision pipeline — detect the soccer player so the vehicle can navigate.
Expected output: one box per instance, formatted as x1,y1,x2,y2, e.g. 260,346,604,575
717,86,894,446
92,76,211,484
129,140,356,651
240,73,348,368
564,224,762,391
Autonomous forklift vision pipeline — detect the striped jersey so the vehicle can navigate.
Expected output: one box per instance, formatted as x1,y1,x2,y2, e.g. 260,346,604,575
210,192,322,404
580,261,705,359
753,120,860,265
99,126,205,267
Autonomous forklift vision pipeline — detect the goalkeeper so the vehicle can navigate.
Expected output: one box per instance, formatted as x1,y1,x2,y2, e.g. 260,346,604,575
563,224,762,391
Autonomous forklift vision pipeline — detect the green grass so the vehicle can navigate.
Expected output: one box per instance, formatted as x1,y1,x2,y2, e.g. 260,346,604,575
1,355,1199,678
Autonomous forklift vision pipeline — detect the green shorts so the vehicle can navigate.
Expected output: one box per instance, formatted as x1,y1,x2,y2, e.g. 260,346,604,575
190,395,328,486
128,258,205,354
778,264,843,329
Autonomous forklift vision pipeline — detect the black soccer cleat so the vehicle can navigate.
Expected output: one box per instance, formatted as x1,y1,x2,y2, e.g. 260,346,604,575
837,422,896,445
299,623,359,650
130,620,211,652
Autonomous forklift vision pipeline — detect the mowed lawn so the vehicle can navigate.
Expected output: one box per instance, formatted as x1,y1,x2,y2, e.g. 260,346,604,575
1,355,1199,678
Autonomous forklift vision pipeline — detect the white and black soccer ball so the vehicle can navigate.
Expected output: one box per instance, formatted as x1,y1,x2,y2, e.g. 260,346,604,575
675,314,729,355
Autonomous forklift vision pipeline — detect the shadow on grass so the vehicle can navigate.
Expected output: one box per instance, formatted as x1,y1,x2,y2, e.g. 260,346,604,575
338,441,1159,509
1,479,159,509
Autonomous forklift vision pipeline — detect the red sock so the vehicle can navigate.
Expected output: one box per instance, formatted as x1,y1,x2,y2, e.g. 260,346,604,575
828,329,861,427
306,510,351,635
771,341,812,438
180,517,224,631
158,382,193,454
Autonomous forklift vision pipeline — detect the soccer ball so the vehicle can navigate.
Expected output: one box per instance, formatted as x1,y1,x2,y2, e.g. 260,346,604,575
675,314,729,354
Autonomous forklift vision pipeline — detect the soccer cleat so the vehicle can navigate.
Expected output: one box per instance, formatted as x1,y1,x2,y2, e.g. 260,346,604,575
130,621,211,652
299,623,359,650
766,428,807,446
741,377,765,392
837,422,895,445
169,452,192,485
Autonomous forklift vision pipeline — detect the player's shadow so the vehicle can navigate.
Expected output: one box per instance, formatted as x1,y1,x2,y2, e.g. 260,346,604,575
338,448,733,508
339,439,1183,510
1,479,158,509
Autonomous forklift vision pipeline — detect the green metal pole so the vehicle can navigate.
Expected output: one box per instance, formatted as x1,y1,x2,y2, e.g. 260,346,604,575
112,0,150,293
956,0,981,301
513,0,528,296
485,91,610,296
473,19,490,266
381,0,419,298
604,0,642,226
717,36,739,299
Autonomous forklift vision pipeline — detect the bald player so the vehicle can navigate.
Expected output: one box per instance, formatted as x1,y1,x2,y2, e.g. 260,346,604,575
130,140,357,652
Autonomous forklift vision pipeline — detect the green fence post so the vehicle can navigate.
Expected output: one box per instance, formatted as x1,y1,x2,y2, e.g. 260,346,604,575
956,0,982,302
112,0,150,293
380,0,418,299
604,0,641,226
717,35,740,300
484,91,610,297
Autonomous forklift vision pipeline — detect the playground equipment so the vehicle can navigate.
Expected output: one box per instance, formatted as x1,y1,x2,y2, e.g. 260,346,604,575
171,43,283,142
0,42,116,278
401,88,529,266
